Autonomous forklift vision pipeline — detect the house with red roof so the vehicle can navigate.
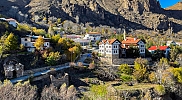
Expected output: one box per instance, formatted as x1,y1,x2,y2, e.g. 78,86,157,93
121,37,146,57
99,39,121,60
148,46,170,58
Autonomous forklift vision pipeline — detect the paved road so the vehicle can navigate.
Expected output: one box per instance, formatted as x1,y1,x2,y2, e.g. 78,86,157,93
10,53,90,84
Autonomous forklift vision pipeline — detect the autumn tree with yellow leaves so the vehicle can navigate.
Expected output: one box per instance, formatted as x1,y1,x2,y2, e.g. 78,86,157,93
34,36,44,50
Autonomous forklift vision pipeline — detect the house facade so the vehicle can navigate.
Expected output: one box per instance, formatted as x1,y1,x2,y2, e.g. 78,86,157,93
121,37,146,57
148,46,170,58
21,35,50,52
83,32,101,42
99,39,121,59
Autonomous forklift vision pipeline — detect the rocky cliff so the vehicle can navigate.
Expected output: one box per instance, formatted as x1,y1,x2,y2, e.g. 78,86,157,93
0,0,182,33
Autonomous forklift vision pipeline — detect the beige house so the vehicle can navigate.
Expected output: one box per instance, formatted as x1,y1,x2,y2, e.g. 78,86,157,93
21,35,50,52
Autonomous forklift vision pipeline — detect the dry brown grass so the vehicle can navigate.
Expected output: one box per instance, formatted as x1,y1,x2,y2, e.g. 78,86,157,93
165,2,182,10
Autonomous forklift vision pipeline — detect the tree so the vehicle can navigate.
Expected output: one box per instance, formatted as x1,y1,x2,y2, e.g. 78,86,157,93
41,83,77,100
133,58,148,82
170,46,179,62
48,24,54,36
51,34,61,43
118,64,132,75
58,38,67,50
45,52,61,66
4,33,18,51
0,35,7,58
0,80,37,100
34,36,44,50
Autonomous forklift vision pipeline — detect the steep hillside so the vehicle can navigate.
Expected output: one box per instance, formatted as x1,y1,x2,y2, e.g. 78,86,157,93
0,0,182,33
165,2,182,10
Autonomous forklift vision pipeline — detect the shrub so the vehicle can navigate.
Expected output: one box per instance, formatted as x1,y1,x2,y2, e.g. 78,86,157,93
118,64,132,75
149,72,157,83
120,74,133,82
90,85,107,97
154,85,165,96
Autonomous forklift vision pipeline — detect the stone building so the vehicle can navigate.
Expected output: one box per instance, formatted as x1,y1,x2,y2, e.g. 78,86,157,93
4,60,24,78
50,73,69,88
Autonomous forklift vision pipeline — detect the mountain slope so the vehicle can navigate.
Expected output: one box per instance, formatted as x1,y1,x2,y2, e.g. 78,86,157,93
165,2,182,10
0,0,182,33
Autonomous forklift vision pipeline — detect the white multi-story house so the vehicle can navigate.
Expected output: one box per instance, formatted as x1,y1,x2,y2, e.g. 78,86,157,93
21,35,50,52
121,37,146,57
83,32,101,42
99,39,121,59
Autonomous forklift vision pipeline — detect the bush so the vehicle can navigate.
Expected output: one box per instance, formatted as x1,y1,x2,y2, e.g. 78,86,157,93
118,64,132,75
120,74,133,82
154,85,165,95
149,72,157,83
90,85,107,97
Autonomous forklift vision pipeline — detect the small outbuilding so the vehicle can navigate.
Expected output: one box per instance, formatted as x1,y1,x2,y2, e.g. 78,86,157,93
3,59,24,78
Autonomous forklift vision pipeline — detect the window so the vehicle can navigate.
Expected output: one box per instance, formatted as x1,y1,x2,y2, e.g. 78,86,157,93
25,43,27,46
25,38,27,41
116,50,118,53
114,50,115,53
140,49,145,53
141,45,144,47
47,43,49,45
109,46,111,48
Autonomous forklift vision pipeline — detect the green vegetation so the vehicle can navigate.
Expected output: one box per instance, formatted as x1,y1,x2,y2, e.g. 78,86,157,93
34,36,44,50
4,33,18,51
45,52,61,66
90,85,107,97
133,58,148,82
154,85,165,95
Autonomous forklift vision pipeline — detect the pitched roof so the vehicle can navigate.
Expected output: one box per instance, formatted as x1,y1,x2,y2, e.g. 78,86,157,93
122,37,140,44
88,32,100,34
148,46,169,51
99,39,119,45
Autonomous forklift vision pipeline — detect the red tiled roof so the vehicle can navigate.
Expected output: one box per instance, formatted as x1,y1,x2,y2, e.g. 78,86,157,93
122,37,140,44
148,46,169,51
6,18,16,21
99,39,119,45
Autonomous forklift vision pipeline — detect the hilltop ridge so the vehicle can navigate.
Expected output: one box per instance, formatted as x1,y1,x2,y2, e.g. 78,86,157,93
0,0,182,33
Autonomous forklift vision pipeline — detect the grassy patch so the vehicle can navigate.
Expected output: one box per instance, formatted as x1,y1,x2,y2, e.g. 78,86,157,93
114,83,157,91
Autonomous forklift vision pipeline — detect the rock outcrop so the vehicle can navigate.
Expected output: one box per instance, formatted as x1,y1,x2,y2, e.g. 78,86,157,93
0,0,182,33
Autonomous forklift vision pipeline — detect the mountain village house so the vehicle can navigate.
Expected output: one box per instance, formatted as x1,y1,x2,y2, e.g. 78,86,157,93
83,32,101,42
0,18,17,27
21,35,50,52
99,39,121,59
148,46,170,58
99,36,146,64
121,37,146,57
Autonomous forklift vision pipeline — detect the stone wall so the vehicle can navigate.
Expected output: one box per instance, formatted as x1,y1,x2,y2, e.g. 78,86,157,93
113,58,152,65
100,57,152,65
50,73,69,88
